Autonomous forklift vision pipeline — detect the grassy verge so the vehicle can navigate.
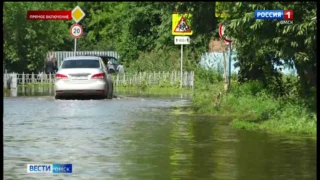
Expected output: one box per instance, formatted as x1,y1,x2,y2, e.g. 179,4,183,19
8,83,191,95
18,83,53,88
115,86,192,95
192,81,317,137
4,87,10,93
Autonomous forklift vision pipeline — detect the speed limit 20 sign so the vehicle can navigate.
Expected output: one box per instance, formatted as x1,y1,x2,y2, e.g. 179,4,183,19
70,24,83,38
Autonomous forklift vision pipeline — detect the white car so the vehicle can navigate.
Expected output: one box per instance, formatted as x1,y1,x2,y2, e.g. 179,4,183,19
54,56,113,99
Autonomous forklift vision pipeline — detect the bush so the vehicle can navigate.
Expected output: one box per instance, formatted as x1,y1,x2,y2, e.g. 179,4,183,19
138,73,148,90
194,68,224,85
232,80,265,96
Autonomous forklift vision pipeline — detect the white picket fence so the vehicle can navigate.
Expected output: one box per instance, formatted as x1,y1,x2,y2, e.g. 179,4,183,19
113,71,194,88
3,71,194,89
3,73,18,89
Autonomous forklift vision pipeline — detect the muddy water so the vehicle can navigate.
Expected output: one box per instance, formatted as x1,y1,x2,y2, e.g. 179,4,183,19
3,87,316,180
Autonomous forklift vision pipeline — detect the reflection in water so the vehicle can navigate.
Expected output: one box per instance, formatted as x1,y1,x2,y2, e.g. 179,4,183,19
3,92,316,180
4,88,18,97
18,85,55,96
116,110,316,180
115,88,192,99
4,86,56,97
169,117,195,180
235,131,317,180
5,86,191,99
211,117,238,180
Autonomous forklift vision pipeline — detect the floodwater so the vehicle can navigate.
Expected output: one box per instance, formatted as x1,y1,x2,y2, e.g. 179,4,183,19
3,87,317,180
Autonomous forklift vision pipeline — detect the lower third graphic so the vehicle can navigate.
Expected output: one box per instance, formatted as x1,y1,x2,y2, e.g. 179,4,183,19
27,164,72,173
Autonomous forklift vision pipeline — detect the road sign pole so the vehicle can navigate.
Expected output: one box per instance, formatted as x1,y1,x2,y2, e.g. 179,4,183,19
71,5,85,56
74,38,77,56
219,23,232,88
223,50,227,83
174,36,189,88
180,44,183,89
228,43,232,86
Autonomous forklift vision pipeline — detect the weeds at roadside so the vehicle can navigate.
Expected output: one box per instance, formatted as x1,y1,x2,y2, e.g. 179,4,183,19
192,69,317,136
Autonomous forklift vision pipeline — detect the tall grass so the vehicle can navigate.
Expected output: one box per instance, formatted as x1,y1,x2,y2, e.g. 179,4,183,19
192,69,317,136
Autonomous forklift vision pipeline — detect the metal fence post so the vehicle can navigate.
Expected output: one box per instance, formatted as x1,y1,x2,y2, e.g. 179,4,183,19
22,72,25,85
123,73,126,86
41,72,44,84
31,72,35,84
13,73,17,89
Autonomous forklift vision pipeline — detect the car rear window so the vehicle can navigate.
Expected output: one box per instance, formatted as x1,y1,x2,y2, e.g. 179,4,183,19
100,57,108,65
100,56,119,65
61,60,100,69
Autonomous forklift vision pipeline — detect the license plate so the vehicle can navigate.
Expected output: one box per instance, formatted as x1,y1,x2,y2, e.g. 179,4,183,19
71,76,87,80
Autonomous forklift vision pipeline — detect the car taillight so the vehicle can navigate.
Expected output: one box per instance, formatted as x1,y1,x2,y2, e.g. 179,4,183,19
56,74,68,79
91,73,105,79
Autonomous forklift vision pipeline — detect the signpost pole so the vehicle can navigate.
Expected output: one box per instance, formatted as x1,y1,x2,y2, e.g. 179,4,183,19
219,23,232,90
180,44,183,89
228,43,232,87
74,38,77,56
174,36,189,89
223,50,227,83
71,6,85,56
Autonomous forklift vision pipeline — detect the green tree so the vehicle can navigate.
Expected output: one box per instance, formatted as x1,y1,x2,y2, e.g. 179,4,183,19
4,2,72,73
218,2,316,97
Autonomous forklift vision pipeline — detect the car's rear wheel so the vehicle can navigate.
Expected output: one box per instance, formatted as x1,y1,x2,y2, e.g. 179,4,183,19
55,94,62,100
104,84,109,99
107,81,113,99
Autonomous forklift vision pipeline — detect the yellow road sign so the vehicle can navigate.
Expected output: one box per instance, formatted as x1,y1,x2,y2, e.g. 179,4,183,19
72,6,85,23
172,13,193,36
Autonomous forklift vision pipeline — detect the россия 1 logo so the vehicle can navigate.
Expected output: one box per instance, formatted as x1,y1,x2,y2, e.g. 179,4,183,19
254,10,294,24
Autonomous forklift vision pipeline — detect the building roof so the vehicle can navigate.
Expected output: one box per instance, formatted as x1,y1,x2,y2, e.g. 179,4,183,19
209,39,228,52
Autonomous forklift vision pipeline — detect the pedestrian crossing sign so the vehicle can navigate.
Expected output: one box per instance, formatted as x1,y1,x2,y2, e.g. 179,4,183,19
172,13,193,35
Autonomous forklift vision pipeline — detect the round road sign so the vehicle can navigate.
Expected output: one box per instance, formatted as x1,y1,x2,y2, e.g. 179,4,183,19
219,24,232,43
70,24,83,38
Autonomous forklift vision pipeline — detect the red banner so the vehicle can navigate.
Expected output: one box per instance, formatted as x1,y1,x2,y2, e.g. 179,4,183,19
27,10,72,20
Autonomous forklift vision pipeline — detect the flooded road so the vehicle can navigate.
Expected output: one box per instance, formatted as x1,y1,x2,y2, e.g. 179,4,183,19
3,88,317,180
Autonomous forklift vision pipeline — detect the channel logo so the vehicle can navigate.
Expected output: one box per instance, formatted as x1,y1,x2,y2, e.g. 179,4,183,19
254,10,294,20
27,164,72,173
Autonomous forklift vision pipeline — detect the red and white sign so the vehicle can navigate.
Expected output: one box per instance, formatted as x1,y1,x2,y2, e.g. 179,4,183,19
27,11,72,20
70,24,83,38
219,24,232,43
